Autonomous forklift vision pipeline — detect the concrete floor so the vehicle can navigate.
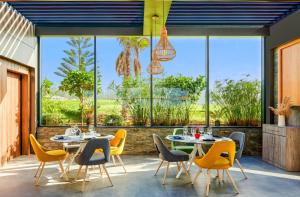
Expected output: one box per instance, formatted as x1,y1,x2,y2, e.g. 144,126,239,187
0,155,299,197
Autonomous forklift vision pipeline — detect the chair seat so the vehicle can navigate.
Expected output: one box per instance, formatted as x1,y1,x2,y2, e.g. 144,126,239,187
45,150,68,161
75,152,106,165
96,146,121,155
160,150,189,162
195,156,230,169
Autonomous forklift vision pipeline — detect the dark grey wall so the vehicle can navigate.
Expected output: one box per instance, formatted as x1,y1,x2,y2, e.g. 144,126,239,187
265,10,300,124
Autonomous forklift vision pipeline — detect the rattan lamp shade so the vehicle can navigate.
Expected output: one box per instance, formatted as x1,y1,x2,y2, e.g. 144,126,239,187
147,52,163,75
154,26,176,61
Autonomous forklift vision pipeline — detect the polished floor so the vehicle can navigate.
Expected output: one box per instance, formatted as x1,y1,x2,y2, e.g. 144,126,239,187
0,155,299,197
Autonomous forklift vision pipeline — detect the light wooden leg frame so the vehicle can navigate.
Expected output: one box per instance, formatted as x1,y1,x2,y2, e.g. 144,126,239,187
102,164,113,186
35,162,45,185
59,160,69,181
205,170,211,197
235,159,248,179
111,155,116,166
162,162,170,185
81,166,88,192
155,160,164,176
116,155,127,173
192,168,202,184
34,162,42,177
225,169,239,194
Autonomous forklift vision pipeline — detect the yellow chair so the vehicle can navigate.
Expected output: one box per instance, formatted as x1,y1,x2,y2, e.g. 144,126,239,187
192,140,239,196
30,134,69,185
110,129,127,173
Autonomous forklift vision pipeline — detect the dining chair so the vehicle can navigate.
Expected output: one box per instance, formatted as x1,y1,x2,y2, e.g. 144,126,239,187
75,138,113,191
30,134,69,185
109,129,127,173
192,140,239,196
153,134,190,185
171,128,194,154
228,132,247,179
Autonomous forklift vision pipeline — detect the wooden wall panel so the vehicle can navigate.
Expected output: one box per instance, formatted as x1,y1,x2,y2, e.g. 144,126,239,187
0,72,21,165
278,38,300,105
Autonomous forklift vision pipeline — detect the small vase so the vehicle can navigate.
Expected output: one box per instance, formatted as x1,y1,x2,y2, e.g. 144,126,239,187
278,115,285,127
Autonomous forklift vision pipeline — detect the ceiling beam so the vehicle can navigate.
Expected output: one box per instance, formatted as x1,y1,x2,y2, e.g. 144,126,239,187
143,0,172,36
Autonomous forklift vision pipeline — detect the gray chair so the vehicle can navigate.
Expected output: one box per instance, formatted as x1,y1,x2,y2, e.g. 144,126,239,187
75,138,113,191
225,132,247,179
153,134,190,184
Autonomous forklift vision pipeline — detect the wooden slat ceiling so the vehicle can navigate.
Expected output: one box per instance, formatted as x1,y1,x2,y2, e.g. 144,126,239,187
7,1,300,27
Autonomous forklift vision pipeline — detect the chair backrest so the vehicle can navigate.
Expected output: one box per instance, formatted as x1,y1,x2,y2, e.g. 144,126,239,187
229,132,245,159
29,134,47,162
153,134,173,161
77,138,110,165
200,140,236,168
110,129,127,152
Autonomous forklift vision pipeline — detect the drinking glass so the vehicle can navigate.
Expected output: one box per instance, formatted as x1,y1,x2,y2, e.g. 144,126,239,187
183,126,188,136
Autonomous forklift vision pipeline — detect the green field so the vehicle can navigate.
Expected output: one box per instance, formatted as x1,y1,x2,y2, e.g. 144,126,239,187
42,99,206,126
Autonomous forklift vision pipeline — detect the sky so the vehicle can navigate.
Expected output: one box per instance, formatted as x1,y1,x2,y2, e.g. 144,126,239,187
41,36,262,95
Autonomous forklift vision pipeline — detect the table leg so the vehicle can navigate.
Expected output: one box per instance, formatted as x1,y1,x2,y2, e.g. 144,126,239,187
187,144,198,171
66,143,85,173
176,144,197,179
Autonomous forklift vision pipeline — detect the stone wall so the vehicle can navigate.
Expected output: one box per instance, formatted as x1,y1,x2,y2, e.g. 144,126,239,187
37,127,262,156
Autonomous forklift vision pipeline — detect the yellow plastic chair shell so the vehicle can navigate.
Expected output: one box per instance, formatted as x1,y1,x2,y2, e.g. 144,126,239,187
193,140,239,196
110,129,127,156
30,134,68,185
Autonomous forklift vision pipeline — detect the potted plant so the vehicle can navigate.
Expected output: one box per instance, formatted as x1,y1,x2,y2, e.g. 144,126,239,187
269,96,291,127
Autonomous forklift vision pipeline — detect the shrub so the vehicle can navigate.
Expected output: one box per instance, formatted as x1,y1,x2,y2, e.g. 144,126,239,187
211,77,261,126
104,114,123,126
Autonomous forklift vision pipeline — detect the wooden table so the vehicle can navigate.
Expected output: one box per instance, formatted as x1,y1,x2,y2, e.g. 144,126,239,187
165,135,231,178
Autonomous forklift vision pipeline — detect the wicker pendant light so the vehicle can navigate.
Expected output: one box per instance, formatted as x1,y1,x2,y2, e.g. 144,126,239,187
147,52,163,75
147,15,163,75
154,0,176,61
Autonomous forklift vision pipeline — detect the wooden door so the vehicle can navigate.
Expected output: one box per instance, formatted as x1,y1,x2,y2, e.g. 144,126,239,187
278,38,300,104
0,72,21,165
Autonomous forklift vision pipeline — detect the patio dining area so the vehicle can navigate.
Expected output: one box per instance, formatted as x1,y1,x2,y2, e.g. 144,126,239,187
1,0,300,196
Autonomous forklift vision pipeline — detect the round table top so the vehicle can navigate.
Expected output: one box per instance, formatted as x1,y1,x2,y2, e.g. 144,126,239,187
165,135,231,144
50,134,115,143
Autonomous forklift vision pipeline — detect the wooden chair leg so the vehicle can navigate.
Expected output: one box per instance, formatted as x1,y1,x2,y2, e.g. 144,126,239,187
35,162,45,186
34,162,42,177
98,165,103,177
176,162,180,172
111,155,116,166
235,159,248,179
76,165,83,180
225,169,239,194
192,169,202,184
102,164,113,186
154,160,164,176
217,170,223,183
205,170,211,197
180,161,189,177
58,160,69,181
81,166,88,192
116,155,127,173
162,162,170,185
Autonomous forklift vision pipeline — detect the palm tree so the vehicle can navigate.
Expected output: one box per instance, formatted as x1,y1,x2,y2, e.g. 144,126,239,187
115,36,150,121
55,37,94,77
115,36,150,78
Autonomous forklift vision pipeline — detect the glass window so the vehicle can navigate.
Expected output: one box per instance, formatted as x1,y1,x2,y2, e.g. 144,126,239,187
209,37,262,126
96,37,151,126
40,37,95,126
152,37,206,126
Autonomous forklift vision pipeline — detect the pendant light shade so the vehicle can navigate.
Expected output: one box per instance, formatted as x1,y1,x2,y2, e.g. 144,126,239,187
147,52,163,75
154,25,176,61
